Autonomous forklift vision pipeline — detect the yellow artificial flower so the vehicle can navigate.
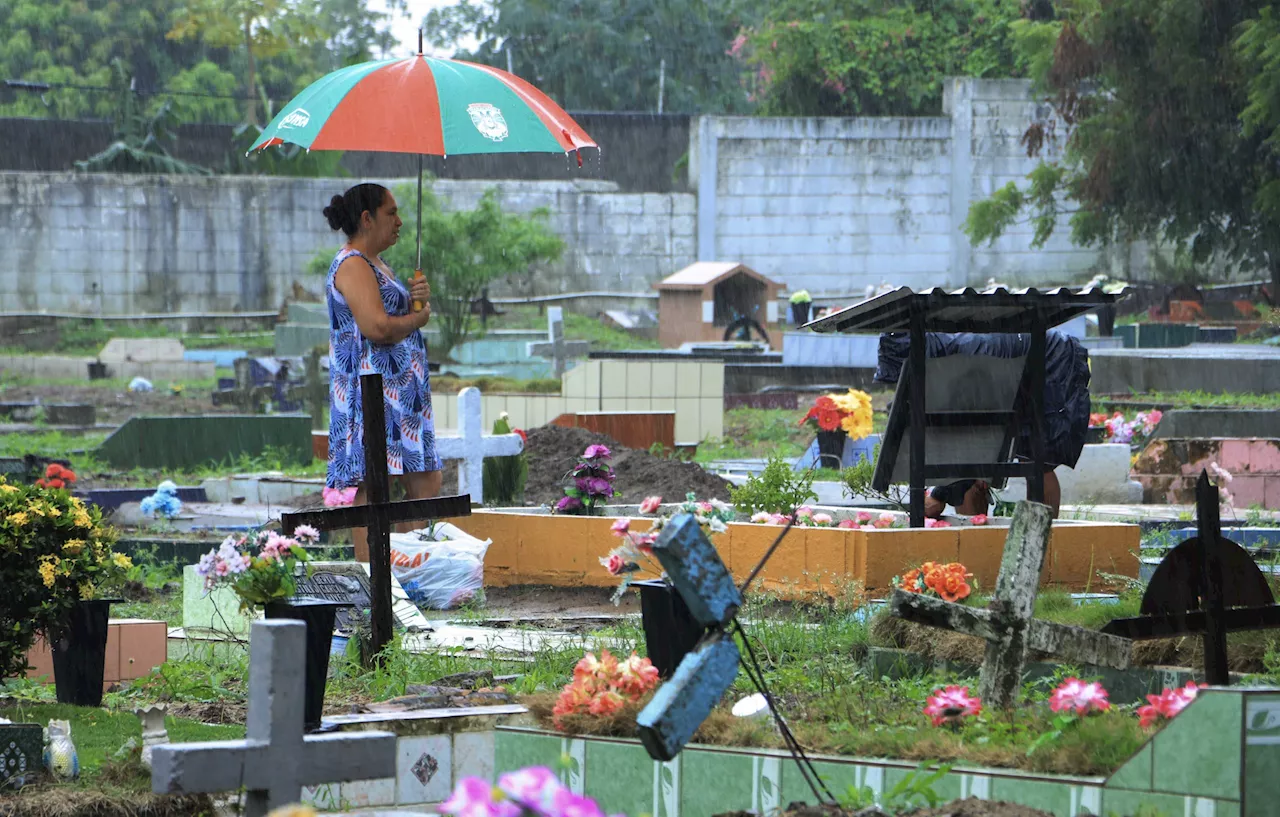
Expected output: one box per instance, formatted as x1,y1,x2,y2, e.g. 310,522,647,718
79,582,96,600
6,512,29,527
112,553,133,570
63,539,85,555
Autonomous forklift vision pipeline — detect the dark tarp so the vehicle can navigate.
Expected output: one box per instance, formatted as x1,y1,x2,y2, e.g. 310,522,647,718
875,331,1091,469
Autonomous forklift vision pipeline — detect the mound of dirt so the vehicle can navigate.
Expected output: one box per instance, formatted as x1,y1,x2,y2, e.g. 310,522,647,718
522,425,733,507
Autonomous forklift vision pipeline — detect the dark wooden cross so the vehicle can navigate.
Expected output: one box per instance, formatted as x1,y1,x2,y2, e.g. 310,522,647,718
285,348,329,429
280,372,471,664
1101,469,1280,686
888,500,1132,709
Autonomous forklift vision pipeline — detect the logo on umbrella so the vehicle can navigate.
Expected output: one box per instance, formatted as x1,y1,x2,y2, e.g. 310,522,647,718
280,108,311,129
467,103,509,142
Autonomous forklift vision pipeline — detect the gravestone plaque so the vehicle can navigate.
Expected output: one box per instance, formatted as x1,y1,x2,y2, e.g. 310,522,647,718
0,723,43,788
296,567,372,634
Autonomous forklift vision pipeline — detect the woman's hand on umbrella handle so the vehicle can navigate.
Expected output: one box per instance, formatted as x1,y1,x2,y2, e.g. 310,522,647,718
411,270,430,313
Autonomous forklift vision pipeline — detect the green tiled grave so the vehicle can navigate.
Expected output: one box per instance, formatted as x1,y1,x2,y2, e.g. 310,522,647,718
584,739,656,817
97,415,312,470
1151,691,1241,800
1106,744,1151,791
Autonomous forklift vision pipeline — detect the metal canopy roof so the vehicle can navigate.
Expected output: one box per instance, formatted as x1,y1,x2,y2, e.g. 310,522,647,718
803,285,1128,334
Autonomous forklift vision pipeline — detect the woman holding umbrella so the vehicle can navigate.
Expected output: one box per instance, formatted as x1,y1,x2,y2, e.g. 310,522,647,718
323,183,440,561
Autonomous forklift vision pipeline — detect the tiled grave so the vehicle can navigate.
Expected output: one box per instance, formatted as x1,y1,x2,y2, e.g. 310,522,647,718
305,705,530,811
495,687,1280,817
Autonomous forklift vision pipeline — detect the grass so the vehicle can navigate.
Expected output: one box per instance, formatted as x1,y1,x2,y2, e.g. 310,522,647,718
490,305,661,351
1093,389,1280,410
0,319,273,358
696,407,890,464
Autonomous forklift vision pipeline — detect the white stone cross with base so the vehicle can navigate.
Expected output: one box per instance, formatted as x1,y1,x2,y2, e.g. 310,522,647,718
526,307,589,378
887,501,1134,709
151,620,396,817
435,386,523,505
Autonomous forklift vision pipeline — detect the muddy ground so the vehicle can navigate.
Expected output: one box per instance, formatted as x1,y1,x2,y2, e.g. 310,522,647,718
0,383,239,426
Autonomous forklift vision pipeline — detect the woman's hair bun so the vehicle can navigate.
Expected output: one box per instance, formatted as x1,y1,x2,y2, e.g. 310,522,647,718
322,194,349,233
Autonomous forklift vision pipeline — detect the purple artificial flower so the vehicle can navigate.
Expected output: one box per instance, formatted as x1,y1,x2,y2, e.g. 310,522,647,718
440,777,521,817
585,477,613,497
575,476,593,494
550,788,608,817
582,444,612,460
498,766,563,811
556,496,584,512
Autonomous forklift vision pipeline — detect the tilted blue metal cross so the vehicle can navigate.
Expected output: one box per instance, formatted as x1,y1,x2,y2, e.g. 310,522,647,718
636,514,743,762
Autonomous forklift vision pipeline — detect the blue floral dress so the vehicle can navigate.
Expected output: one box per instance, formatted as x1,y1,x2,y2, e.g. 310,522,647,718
326,248,442,488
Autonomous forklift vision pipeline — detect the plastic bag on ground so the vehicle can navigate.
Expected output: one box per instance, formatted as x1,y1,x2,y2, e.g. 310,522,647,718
389,523,490,610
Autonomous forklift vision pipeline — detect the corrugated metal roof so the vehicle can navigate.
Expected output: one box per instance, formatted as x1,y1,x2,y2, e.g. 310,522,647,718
657,261,770,289
803,285,1128,334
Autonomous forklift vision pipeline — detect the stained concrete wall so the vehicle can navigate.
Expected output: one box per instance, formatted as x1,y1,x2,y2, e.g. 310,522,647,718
693,78,1139,295
0,173,695,314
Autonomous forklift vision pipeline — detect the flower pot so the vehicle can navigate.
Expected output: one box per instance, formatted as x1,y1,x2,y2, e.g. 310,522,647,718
635,580,704,680
815,430,848,468
86,361,108,381
50,599,119,707
1096,304,1117,337
264,598,350,731
790,302,811,326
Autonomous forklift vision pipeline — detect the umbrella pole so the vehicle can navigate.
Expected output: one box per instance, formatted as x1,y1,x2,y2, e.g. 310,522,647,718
413,153,425,311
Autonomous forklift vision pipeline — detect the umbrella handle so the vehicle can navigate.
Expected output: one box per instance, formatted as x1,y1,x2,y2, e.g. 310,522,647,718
412,269,426,312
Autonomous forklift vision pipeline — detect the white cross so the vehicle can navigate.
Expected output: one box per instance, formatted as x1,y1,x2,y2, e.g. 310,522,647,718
436,387,523,505
150,621,396,817
526,307,589,378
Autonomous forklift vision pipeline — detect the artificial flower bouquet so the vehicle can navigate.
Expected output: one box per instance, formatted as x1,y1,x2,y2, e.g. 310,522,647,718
555,445,619,516
1090,410,1162,446
195,526,320,613
893,561,974,603
34,463,76,490
551,649,660,730
799,388,874,439
0,475,131,679
600,494,733,603
441,765,624,817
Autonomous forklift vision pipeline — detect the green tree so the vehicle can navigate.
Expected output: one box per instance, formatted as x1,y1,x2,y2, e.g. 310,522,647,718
164,59,240,123
423,0,762,113
964,0,1280,295
381,183,564,360
735,0,1027,116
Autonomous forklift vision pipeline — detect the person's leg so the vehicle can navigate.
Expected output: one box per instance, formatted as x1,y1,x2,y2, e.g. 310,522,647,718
955,481,991,516
394,470,444,533
1043,469,1061,519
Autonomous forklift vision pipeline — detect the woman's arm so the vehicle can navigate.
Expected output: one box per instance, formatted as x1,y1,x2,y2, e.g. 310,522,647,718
333,257,429,345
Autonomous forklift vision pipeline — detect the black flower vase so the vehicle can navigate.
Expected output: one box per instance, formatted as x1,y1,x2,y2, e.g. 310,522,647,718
263,598,350,732
634,580,704,679
815,429,848,469
50,599,119,707
790,302,811,325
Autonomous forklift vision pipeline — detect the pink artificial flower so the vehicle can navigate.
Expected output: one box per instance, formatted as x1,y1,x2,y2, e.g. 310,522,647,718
925,518,951,528
551,788,610,817
293,524,321,543
440,777,521,817
769,514,789,525
796,506,813,519
811,512,833,525
582,444,612,460
1138,681,1206,727
1049,677,1111,715
639,496,663,514
323,486,358,507
611,518,631,535
856,511,873,523
215,560,230,576
970,514,988,526
498,766,562,810
923,685,982,727
875,512,897,528
588,689,626,716
861,524,877,532
600,553,626,576
837,519,858,529
751,511,772,524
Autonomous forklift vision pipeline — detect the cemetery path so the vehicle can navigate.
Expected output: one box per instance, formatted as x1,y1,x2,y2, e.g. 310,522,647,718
6,383,238,426
735,798,1055,817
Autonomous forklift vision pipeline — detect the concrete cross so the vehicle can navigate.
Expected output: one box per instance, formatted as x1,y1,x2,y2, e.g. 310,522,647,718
213,357,272,414
435,387,524,505
887,501,1133,709
284,347,328,429
151,620,396,817
281,372,472,663
526,307,589,378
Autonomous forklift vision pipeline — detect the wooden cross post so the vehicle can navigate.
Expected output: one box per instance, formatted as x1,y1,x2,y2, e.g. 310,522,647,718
151,621,396,817
280,372,471,664
1100,470,1280,686
888,501,1132,709
526,307,589,378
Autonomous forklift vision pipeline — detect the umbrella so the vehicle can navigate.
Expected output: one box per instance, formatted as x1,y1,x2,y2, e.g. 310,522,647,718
249,31,597,306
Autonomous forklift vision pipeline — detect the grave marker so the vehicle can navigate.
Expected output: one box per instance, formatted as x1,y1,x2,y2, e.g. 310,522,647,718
1101,470,1280,685
436,387,524,505
888,500,1132,709
151,620,395,817
526,307,589,378
281,373,471,663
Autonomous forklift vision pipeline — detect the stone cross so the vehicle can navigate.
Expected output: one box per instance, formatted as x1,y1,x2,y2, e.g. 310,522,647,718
526,307,589,378
151,620,396,817
214,358,273,414
435,387,524,505
888,501,1133,709
285,348,328,429
281,372,472,663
